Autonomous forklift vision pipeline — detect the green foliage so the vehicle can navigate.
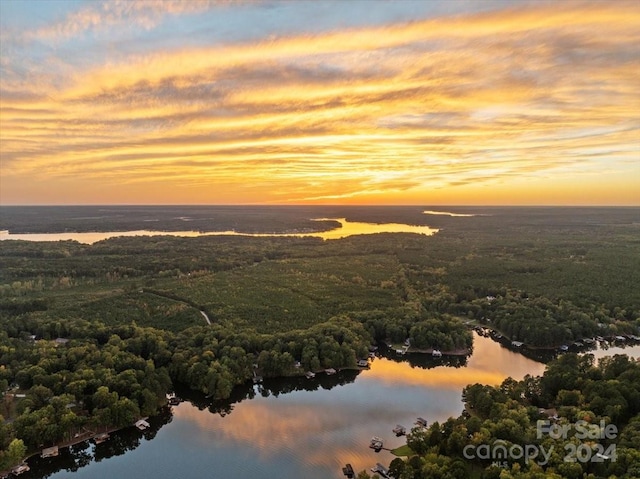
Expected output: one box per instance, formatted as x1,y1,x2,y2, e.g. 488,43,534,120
0,438,26,471
0,206,638,471
394,353,640,479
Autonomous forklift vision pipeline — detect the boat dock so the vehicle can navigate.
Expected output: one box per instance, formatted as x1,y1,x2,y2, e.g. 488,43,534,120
135,419,150,430
41,446,59,458
369,436,383,452
10,464,30,476
94,433,110,444
342,463,355,478
415,417,428,428
371,462,390,478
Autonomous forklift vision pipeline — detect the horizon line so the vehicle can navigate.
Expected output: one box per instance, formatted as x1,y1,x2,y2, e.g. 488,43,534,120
1,204,639,208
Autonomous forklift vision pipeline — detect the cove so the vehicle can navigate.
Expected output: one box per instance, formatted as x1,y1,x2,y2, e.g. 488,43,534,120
25,335,640,478
27,334,544,479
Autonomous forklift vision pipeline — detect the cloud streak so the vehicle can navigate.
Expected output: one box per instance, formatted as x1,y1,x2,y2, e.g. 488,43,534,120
1,0,639,204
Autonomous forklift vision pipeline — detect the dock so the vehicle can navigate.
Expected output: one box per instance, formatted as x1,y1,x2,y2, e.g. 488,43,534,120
342,463,355,478
41,446,59,458
135,419,150,430
94,433,110,444
10,464,30,475
371,462,390,478
369,436,383,452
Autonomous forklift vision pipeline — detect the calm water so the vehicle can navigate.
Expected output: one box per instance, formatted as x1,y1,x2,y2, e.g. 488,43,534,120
0,218,437,244
23,335,640,479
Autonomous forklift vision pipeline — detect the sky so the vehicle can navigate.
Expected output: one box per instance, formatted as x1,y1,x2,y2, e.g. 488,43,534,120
0,0,638,205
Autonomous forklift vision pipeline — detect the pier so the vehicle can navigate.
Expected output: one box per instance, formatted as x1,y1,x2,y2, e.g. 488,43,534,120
342,463,355,478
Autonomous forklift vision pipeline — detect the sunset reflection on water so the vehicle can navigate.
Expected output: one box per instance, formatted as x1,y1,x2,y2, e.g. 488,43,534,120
170,334,546,477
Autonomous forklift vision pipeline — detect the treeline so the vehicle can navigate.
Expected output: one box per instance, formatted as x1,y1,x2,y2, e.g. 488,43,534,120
1,208,639,472
0,313,371,469
359,353,640,479
417,289,639,348
358,310,472,351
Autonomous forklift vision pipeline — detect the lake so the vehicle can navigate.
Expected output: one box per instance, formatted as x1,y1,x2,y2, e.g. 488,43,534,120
21,333,636,479
0,218,437,244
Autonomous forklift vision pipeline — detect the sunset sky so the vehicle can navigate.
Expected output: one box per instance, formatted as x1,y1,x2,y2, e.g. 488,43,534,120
1,0,638,205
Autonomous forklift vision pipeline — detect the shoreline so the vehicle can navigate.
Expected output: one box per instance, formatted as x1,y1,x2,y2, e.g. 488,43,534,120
0,419,152,477
384,341,471,357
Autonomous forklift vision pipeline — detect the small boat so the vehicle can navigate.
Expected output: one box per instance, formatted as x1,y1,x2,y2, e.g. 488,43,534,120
392,424,406,436
325,368,337,375
432,349,442,357
305,371,316,379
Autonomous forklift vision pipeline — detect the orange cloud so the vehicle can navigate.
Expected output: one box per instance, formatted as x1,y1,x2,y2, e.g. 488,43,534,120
1,1,639,204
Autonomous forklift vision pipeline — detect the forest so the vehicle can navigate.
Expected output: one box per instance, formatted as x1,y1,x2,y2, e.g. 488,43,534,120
355,353,640,479
0,206,639,472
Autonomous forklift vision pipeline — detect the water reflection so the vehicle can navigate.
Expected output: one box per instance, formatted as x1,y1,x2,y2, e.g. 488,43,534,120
0,218,437,244
422,210,475,217
179,370,361,417
310,218,437,239
25,410,172,479
579,338,640,362
0,229,205,244
32,335,638,479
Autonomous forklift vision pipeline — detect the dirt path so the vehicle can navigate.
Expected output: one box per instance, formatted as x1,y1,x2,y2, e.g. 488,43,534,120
200,310,211,325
